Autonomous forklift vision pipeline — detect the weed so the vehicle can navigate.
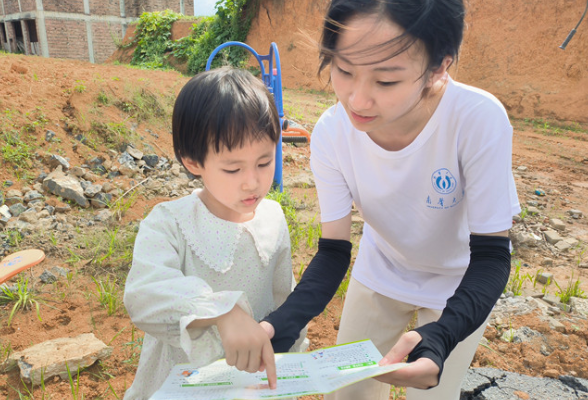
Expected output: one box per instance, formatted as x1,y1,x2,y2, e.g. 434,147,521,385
97,91,110,105
554,273,586,304
1,131,32,169
123,326,144,366
0,276,43,326
504,260,532,296
74,80,87,93
91,275,121,315
65,363,84,399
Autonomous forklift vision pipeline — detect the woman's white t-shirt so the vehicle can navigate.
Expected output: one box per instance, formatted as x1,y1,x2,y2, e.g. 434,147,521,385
311,77,521,309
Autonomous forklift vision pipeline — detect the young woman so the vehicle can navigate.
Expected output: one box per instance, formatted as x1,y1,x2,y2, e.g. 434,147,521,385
262,0,521,399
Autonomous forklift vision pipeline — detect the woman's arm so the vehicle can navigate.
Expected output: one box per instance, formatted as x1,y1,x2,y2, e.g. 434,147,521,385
262,214,353,352
376,231,511,389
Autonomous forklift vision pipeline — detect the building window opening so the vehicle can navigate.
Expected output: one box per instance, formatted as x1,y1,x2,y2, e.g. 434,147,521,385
11,21,25,53
25,20,39,55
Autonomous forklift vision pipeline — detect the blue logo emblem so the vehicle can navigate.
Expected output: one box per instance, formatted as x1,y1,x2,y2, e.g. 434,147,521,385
431,169,457,194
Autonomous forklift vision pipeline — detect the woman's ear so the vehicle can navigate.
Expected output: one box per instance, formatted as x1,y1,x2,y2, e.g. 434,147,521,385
426,55,453,88
182,157,203,176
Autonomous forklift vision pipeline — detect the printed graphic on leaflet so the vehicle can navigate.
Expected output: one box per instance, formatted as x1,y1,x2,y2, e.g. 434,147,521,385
150,339,408,400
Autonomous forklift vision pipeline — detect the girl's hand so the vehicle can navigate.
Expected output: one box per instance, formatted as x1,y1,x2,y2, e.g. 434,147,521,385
216,306,277,389
375,331,440,389
260,321,275,339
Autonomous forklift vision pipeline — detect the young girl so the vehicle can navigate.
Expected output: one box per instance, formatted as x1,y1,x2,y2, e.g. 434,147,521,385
262,0,520,399
123,67,306,399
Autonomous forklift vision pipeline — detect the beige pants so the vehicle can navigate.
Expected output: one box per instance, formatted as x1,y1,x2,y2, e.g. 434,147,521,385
325,277,487,400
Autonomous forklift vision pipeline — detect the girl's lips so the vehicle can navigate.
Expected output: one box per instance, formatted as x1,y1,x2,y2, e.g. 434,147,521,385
242,197,258,206
350,111,376,124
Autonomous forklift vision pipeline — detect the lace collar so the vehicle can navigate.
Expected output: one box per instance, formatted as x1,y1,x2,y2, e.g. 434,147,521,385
164,190,285,273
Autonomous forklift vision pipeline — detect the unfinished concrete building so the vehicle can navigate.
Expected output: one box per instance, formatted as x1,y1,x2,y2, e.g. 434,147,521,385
0,0,194,64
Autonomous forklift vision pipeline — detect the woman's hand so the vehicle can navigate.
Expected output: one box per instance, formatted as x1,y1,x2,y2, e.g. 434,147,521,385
375,331,440,389
216,306,277,389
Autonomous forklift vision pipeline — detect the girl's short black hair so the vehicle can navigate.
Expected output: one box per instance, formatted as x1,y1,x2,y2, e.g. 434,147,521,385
172,67,280,167
319,0,465,74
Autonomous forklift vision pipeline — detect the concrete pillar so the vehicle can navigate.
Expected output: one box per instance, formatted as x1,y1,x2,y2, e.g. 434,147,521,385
34,0,49,57
180,0,184,15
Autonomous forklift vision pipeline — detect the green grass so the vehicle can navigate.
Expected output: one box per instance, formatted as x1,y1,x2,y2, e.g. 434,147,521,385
0,276,43,326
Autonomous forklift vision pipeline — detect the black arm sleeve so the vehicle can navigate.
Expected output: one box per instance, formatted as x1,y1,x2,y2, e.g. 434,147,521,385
408,235,511,378
263,238,352,352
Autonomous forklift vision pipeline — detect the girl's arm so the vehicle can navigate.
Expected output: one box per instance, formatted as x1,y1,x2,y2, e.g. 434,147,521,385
377,231,511,389
263,215,353,352
124,204,276,387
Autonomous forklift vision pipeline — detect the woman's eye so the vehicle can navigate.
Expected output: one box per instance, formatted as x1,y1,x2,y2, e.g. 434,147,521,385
377,81,398,87
337,66,351,76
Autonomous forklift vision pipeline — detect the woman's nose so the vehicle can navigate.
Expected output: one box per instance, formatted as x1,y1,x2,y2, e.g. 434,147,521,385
349,82,373,110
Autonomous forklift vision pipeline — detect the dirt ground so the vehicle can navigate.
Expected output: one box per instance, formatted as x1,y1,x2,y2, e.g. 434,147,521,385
1,38,588,399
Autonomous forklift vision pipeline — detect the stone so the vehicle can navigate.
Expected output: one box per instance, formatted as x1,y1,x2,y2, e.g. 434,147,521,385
527,206,540,215
0,205,11,219
126,145,143,160
555,241,572,252
91,192,113,208
8,333,112,385
550,218,566,231
39,269,58,284
23,190,44,203
6,189,23,198
70,166,86,177
47,154,70,170
568,209,583,219
543,230,563,245
570,297,588,317
84,184,102,198
548,317,566,332
42,166,89,208
142,154,159,167
8,203,27,217
536,272,554,284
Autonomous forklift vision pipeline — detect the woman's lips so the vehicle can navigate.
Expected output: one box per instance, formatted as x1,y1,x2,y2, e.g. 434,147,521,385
350,111,376,124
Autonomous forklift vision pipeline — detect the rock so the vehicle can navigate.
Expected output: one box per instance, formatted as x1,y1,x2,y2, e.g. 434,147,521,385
84,184,102,198
39,269,58,284
119,161,140,177
143,154,159,167
23,190,44,203
47,154,70,170
568,209,583,219
91,192,113,208
18,209,39,224
536,272,553,284
555,241,572,252
549,218,566,231
570,297,588,317
126,145,143,160
8,203,27,217
461,368,587,400
94,209,113,222
6,189,23,198
527,206,540,215
42,166,89,208
8,333,112,385
543,230,563,245
0,205,11,219
45,130,56,142
70,166,86,177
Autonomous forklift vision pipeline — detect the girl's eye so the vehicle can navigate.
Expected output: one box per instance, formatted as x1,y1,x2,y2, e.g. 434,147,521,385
259,161,272,168
223,169,239,174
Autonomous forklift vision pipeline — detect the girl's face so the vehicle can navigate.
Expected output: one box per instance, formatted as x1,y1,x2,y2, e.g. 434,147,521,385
183,137,276,223
330,15,447,139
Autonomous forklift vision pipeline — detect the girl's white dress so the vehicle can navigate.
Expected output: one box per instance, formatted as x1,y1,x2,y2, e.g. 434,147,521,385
123,190,303,399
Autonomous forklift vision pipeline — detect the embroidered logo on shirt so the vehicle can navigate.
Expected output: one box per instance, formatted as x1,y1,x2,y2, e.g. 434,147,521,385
431,168,457,194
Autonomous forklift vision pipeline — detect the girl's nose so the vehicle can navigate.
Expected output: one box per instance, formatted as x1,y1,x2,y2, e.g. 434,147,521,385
242,170,259,191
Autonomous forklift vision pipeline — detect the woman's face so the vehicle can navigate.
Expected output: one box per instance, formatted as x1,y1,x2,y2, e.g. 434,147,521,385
330,15,444,137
